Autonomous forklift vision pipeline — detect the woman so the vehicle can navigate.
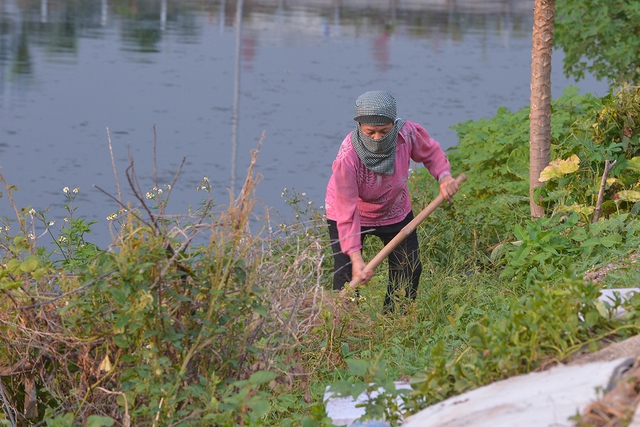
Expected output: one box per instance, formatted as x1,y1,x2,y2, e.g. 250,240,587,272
325,91,458,310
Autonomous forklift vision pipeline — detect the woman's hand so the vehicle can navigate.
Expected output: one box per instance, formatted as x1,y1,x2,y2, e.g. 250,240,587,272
439,174,459,202
349,250,374,284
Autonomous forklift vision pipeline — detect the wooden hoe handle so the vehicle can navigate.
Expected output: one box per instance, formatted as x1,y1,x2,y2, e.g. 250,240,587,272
343,173,467,292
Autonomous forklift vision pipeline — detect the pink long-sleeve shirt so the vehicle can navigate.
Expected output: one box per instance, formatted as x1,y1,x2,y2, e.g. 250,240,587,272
325,120,451,255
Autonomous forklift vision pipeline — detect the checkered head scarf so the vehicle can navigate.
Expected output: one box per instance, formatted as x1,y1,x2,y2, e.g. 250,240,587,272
351,91,406,175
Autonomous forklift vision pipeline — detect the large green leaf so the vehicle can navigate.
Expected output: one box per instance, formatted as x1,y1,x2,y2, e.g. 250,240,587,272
20,255,41,272
599,234,623,247
248,397,271,418
87,416,115,427
248,370,278,386
345,358,370,377
580,234,622,248
506,145,529,180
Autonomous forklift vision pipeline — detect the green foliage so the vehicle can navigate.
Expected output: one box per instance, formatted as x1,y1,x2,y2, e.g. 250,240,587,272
435,86,640,249
567,86,640,164
18,186,102,269
495,212,637,282
447,104,531,199
536,86,640,216
347,86,640,421
410,87,597,260
329,358,410,427
39,413,114,427
446,85,593,197
556,0,640,84
51,214,287,425
406,272,639,413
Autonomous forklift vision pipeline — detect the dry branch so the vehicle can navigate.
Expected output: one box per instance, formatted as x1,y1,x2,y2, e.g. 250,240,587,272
593,159,617,223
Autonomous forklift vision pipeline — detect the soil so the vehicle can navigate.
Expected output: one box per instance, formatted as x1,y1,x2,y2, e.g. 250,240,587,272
573,355,640,427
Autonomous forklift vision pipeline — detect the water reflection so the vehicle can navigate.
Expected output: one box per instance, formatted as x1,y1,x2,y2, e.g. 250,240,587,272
40,0,47,24
101,0,107,27
0,1,536,81
231,0,244,195
0,0,548,123
0,0,608,248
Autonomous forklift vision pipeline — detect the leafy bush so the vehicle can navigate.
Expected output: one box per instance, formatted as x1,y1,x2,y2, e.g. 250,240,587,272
0,145,333,426
555,0,640,85
405,271,639,414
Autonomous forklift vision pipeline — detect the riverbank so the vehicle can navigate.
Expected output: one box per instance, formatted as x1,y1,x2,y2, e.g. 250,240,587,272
2,87,640,426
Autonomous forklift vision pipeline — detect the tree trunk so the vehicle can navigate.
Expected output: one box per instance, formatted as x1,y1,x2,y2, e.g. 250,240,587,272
529,0,555,218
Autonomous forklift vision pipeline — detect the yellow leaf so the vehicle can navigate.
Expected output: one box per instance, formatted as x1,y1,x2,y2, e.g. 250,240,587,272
558,205,595,215
557,204,595,215
99,355,112,372
539,154,580,182
615,190,640,202
447,314,456,326
595,300,609,319
626,157,640,172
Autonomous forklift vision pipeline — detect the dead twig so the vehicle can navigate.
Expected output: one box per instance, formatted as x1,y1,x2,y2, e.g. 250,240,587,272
0,172,31,253
0,377,17,427
593,159,617,223
96,387,130,427
153,124,158,195
576,356,640,426
93,184,144,223
124,152,156,232
106,126,122,204
12,269,117,311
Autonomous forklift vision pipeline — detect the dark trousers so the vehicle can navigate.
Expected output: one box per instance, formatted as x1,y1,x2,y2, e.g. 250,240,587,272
328,211,422,310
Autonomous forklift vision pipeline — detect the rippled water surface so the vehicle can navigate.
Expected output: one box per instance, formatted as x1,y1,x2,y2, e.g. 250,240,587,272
0,0,609,247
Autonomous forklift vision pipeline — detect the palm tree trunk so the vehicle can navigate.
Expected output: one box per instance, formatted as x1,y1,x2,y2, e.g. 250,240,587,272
529,0,556,218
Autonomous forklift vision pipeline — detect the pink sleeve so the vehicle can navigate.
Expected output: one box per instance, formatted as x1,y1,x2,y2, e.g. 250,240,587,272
408,122,451,180
331,155,362,255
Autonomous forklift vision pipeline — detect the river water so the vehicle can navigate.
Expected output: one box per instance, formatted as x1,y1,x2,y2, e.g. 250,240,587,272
0,0,609,248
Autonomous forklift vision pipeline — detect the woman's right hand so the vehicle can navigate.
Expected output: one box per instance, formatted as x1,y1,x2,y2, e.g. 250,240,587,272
350,250,374,284
439,174,459,202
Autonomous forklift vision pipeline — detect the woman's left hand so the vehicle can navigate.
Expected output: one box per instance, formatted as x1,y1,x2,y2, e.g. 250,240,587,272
439,174,459,202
